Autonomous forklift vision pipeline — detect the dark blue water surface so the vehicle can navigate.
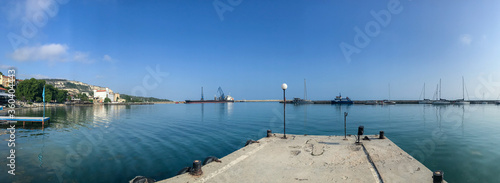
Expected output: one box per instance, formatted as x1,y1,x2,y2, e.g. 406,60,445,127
1,103,500,182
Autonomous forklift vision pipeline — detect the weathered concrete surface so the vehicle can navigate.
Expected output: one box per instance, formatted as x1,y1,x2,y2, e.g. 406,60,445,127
161,134,445,183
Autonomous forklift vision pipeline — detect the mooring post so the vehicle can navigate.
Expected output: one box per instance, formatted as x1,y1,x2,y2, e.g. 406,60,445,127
344,112,348,140
432,170,443,183
190,160,203,176
267,130,272,137
379,131,385,139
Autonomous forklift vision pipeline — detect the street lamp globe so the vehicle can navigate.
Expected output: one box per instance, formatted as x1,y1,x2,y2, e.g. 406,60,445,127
281,83,288,90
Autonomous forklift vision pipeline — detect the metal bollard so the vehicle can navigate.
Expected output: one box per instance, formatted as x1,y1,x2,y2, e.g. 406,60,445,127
356,126,364,144
379,131,385,139
267,130,272,137
432,170,443,183
190,160,203,176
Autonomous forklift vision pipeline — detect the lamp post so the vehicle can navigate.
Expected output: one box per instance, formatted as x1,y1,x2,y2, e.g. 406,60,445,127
281,83,288,139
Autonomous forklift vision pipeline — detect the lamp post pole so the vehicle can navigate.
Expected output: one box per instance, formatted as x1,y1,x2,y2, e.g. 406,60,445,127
281,83,288,139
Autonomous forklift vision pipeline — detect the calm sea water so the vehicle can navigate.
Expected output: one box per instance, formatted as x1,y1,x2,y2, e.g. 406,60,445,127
1,103,500,182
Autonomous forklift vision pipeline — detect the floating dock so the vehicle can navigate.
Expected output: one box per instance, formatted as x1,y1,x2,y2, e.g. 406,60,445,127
0,116,50,128
161,134,446,183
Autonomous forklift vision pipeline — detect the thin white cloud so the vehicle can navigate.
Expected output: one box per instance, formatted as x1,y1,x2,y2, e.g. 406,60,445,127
0,65,16,70
102,54,114,62
73,51,95,63
10,43,101,64
19,73,50,79
11,43,68,62
5,0,58,25
460,34,472,45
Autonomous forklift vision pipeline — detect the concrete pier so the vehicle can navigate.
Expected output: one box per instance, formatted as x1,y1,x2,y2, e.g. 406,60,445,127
161,134,445,183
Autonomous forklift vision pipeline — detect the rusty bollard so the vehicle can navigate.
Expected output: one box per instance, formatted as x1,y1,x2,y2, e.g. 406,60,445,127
190,160,203,176
379,131,385,139
267,130,272,137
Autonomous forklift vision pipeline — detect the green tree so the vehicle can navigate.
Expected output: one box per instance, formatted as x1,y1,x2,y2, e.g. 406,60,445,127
104,97,111,103
78,93,89,102
44,84,56,102
56,90,68,103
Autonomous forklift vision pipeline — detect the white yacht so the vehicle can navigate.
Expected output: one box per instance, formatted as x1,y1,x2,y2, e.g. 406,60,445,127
454,77,470,105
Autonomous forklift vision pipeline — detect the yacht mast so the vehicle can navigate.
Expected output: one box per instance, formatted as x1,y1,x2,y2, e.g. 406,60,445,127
462,76,465,100
439,79,442,100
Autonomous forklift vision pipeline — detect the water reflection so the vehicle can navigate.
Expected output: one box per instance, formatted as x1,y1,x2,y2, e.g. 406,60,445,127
12,105,128,129
2,103,499,183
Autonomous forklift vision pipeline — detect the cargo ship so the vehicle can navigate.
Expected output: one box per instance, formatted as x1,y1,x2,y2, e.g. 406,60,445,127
185,87,234,104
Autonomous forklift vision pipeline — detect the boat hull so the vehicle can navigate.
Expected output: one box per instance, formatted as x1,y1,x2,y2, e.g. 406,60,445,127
331,101,354,104
433,101,450,105
418,100,433,104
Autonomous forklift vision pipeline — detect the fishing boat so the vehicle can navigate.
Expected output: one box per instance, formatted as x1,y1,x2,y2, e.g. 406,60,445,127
292,79,313,105
454,77,470,105
331,93,353,104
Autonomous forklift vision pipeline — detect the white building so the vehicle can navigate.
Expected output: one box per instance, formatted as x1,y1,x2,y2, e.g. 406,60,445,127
93,88,115,102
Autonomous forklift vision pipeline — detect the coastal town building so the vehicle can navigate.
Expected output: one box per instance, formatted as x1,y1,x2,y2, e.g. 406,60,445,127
93,88,115,102
0,75,15,88
0,87,6,93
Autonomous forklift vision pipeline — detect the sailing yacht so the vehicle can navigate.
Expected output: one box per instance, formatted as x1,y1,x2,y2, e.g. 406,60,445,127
433,79,451,105
419,83,432,104
383,84,396,105
454,77,470,105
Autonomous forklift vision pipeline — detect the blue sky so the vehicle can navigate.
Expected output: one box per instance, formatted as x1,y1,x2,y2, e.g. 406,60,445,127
1,0,500,101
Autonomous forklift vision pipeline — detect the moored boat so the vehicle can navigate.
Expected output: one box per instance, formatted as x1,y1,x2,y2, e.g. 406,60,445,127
292,79,313,105
331,93,353,104
433,79,451,105
419,99,433,104
433,99,450,105
454,77,470,105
